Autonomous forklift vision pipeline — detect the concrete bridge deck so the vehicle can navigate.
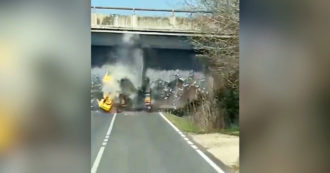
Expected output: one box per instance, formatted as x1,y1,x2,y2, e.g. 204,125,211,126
91,7,234,38
91,6,210,34
91,13,200,33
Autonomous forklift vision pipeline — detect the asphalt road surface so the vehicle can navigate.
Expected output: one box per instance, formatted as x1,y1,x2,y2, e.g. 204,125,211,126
91,111,227,173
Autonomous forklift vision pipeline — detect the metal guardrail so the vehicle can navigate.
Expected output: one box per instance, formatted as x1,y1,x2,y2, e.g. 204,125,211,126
91,6,212,14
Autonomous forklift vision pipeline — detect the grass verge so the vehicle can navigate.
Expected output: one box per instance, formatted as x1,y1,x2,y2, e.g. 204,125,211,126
218,127,240,136
165,113,239,136
165,113,204,134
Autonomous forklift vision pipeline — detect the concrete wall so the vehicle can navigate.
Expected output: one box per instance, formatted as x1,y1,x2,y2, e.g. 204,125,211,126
91,13,199,32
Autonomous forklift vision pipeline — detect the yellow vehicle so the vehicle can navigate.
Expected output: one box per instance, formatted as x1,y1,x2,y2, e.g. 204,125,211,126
98,72,114,112
98,95,113,112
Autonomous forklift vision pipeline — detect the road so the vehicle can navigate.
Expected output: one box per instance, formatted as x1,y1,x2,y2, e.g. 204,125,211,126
91,111,227,173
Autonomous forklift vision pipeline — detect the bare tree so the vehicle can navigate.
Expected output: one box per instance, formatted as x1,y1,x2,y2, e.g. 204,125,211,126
191,0,239,87
186,0,239,129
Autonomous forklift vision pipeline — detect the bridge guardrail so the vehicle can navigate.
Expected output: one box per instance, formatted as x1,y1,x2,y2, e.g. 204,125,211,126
91,6,212,15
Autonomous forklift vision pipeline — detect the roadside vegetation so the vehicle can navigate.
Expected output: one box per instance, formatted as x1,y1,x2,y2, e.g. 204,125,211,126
165,113,203,133
169,0,239,132
165,113,239,136
218,127,239,136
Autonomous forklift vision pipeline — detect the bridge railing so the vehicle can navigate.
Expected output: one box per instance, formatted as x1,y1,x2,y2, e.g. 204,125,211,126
91,6,212,15
91,6,212,33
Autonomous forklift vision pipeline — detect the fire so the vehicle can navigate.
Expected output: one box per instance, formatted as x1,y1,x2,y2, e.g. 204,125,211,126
102,72,115,98
102,72,112,84
98,72,115,112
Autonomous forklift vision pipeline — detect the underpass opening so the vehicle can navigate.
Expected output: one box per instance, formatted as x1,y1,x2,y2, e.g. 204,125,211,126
91,32,212,112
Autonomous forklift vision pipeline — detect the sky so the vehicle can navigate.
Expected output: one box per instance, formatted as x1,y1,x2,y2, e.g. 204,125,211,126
91,0,194,16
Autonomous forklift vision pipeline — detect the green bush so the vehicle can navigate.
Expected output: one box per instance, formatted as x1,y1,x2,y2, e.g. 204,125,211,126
216,88,239,128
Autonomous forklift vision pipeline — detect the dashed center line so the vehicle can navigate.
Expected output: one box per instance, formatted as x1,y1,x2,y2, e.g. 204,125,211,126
91,113,117,173
159,112,225,173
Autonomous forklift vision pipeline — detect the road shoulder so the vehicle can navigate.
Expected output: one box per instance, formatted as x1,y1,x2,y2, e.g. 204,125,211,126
164,113,239,173
189,133,239,173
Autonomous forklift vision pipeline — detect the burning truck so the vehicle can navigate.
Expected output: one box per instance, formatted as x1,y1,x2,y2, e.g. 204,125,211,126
97,71,139,112
97,72,114,112
98,93,113,112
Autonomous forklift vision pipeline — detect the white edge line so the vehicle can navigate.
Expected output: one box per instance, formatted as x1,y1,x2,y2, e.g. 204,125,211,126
159,112,225,173
91,147,105,173
106,113,117,136
196,150,225,173
91,113,117,173
191,145,198,149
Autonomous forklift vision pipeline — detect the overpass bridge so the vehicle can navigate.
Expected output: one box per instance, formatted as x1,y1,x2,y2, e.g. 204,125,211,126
91,6,234,50
91,6,211,70
91,6,212,36
91,6,229,51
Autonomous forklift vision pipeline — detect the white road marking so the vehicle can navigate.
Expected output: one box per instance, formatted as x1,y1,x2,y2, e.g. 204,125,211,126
106,113,117,136
181,134,186,138
196,150,225,173
91,113,117,173
159,112,225,173
191,145,198,149
91,147,105,173
187,141,193,145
